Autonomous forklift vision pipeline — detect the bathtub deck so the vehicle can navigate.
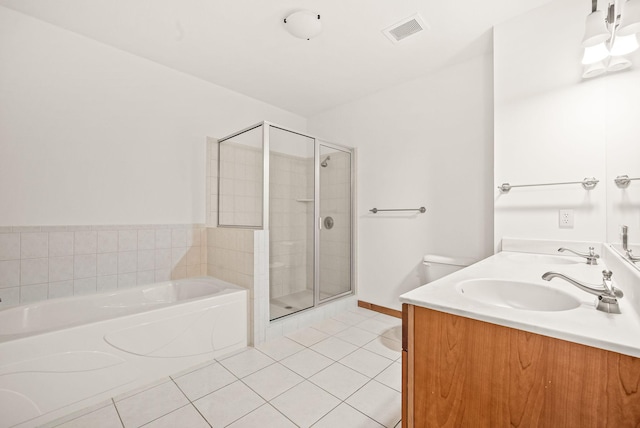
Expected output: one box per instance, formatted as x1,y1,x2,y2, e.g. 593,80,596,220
45,307,403,428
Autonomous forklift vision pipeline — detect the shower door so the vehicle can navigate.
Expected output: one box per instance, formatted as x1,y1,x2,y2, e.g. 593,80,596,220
316,143,353,303
265,125,353,321
268,127,315,320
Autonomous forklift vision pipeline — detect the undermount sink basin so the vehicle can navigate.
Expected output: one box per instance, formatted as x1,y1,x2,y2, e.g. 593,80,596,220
457,279,581,312
504,253,580,265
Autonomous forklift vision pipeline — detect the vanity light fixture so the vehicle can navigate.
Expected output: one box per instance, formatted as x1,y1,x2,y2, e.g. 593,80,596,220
581,0,640,78
283,10,322,40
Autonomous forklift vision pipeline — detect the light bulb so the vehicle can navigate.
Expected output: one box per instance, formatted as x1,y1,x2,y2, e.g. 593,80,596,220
582,42,610,64
610,34,639,56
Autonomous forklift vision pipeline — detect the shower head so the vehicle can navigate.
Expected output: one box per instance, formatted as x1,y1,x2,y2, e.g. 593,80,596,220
321,155,330,167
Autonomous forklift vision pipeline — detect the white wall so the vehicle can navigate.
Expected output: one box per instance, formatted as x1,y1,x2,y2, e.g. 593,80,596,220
0,6,306,226
494,0,640,249
308,54,495,310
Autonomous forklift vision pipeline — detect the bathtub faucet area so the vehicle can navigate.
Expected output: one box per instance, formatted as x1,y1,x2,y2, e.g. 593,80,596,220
542,270,623,314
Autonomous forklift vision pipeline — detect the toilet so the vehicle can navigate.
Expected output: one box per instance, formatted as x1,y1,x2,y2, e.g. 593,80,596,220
422,254,476,283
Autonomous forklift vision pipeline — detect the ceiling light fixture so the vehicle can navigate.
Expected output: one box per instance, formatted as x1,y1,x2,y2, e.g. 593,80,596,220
581,0,640,78
283,11,322,40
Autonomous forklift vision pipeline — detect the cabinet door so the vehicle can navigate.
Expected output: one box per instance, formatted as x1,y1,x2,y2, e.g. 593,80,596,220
404,305,640,427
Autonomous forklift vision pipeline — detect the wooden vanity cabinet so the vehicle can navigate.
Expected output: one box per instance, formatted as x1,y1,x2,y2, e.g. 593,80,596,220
402,304,640,427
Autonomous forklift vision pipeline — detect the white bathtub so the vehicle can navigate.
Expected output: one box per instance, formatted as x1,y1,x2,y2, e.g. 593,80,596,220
0,277,248,428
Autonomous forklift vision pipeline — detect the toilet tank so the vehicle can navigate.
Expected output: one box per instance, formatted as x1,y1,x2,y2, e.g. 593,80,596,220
422,254,476,283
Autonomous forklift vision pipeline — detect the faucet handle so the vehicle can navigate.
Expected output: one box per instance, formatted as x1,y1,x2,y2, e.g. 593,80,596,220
602,270,624,298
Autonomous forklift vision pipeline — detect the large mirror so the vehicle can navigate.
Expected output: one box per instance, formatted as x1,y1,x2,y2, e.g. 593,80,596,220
493,0,640,272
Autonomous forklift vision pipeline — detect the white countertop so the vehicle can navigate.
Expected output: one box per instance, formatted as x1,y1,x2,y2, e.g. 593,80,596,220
400,243,640,358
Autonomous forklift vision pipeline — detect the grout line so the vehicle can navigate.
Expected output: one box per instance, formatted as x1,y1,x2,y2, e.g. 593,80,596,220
190,401,213,428
137,403,193,428
111,398,126,428
263,402,300,428
339,401,387,428
237,362,305,403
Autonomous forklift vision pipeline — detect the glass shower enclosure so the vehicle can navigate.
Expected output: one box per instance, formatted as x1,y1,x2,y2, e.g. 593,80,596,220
217,122,354,321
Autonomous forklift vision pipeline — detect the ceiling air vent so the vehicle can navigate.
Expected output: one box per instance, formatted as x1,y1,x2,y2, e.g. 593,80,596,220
382,13,428,44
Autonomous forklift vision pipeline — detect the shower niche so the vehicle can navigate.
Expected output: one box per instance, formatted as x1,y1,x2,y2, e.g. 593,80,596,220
215,122,355,324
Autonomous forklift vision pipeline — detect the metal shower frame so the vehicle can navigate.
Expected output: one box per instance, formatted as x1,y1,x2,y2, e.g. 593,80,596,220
217,121,357,313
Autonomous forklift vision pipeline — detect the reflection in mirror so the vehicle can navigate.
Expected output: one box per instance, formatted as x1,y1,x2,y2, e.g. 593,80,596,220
605,63,640,245
494,0,640,250
610,243,640,273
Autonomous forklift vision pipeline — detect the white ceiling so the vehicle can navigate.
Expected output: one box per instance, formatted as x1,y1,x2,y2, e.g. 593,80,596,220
0,0,555,117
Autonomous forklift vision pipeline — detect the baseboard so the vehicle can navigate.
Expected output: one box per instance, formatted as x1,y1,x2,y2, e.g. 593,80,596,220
357,300,402,319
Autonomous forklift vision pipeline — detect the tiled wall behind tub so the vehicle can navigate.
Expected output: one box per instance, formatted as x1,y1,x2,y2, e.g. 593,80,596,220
0,224,207,308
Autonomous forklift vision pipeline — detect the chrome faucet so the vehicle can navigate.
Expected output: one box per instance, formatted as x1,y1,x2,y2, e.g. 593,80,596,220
542,270,623,313
627,250,640,263
621,225,640,263
557,246,599,265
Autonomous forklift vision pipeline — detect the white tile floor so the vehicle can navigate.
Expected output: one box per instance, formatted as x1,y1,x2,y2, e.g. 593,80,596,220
49,307,403,428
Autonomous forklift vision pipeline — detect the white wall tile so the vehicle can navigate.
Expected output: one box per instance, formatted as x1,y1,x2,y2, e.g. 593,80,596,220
118,251,137,274
49,280,74,299
155,249,172,269
97,231,118,253
187,229,202,246
187,247,201,266
187,264,201,277
0,260,20,288
0,286,19,308
155,269,171,282
21,258,48,285
74,277,97,295
172,247,188,268
97,253,118,276
155,229,172,249
118,230,138,252
171,229,187,248
138,229,155,250
0,223,209,305
74,254,97,279
49,256,74,282
171,266,187,280
118,272,137,288
20,283,48,303
137,270,155,285
74,231,97,255
20,233,48,259
49,232,74,257
0,233,20,261
137,250,155,271
97,275,118,292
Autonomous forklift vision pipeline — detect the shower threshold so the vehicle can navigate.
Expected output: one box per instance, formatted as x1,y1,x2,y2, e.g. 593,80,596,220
269,289,334,320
